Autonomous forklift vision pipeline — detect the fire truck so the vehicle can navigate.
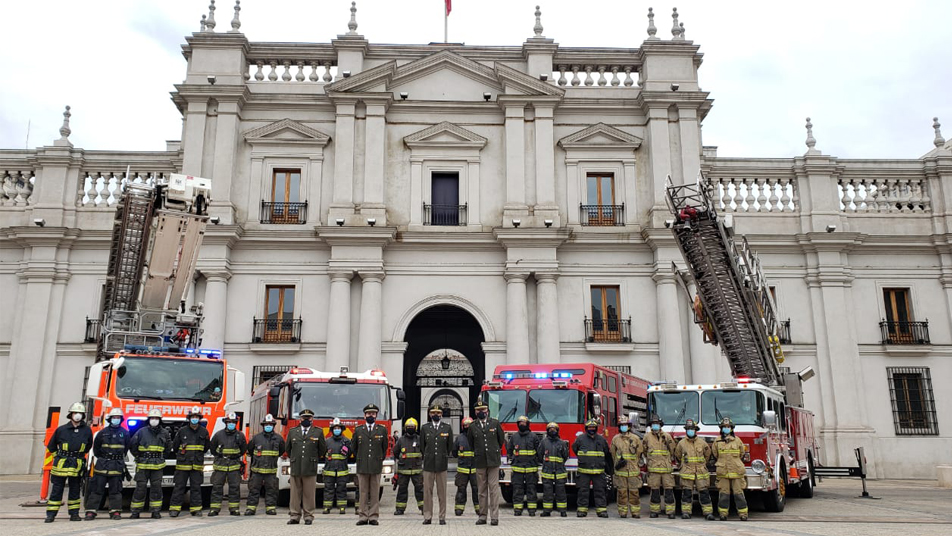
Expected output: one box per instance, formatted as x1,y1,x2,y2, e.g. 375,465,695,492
650,176,820,512
480,363,650,502
247,367,406,504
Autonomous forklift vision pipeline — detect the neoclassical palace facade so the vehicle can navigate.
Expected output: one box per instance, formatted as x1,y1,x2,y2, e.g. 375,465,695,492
2,4,950,478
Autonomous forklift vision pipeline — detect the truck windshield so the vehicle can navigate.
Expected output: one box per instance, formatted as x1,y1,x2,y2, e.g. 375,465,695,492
486,391,525,423
649,391,700,426
700,390,763,425
293,383,390,420
527,390,585,423
115,357,224,401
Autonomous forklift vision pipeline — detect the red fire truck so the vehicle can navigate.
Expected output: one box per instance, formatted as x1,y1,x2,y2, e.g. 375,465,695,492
247,367,406,504
480,363,650,502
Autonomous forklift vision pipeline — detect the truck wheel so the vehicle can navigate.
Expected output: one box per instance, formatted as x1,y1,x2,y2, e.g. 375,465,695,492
379,487,384,500
763,461,787,512
277,489,290,507
501,485,513,504
797,458,815,499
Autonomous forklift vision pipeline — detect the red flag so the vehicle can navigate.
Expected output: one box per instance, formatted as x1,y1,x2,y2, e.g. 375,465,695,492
445,0,452,16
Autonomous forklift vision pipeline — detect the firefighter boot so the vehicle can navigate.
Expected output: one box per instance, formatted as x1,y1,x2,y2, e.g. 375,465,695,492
230,510,240,516
339,508,346,515
169,510,180,517
192,511,202,517
110,512,122,520
560,511,567,517
44,513,55,523
540,511,550,517
682,513,691,520
70,513,82,521
151,511,161,519
245,509,255,516
323,508,331,515
650,512,658,519
706,513,716,521
129,512,140,519
597,512,609,518
455,508,463,516
84,512,97,521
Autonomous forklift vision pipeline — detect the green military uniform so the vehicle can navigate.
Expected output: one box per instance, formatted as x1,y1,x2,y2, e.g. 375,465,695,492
422,406,454,523
675,419,714,519
712,419,748,521
285,411,326,524
467,401,505,524
353,404,389,525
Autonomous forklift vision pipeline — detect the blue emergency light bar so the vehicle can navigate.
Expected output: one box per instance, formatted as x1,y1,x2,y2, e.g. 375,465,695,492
122,344,221,359
500,371,574,380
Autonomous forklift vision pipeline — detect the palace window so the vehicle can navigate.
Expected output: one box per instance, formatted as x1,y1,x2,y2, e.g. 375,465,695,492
887,367,938,435
262,169,307,224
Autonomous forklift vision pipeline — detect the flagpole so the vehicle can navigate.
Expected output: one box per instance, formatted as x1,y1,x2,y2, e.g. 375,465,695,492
444,7,448,43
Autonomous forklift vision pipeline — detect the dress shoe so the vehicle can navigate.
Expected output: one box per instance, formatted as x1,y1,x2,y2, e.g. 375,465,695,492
288,519,300,524
423,519,431,525
490,519,498,526
304,519,313,525
439,520,446,525
369,520,379,525
475,518,487,525
355,520,368,526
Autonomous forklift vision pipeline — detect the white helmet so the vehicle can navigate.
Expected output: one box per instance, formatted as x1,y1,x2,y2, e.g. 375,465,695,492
330,417,344,429
187,406,203,418
224,412,239,423
262,414,276,425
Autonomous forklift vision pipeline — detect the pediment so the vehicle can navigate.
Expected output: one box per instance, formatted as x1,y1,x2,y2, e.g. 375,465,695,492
404,121,487,149
558,123,643,149
243,118,331,146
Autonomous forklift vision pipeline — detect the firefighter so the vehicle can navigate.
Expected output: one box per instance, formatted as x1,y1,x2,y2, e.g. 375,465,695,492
83,407,129,521
675,419,715,520
323,417,351,515
245,414,285,516
208,412,246,516
129,408,170,519
44,402,93,523
572,418,611,518
394,417,424,515
712,417,749,521
643,414,677,518
169,406,210,517
507,415,540,516
421,403,453,525
286,408,326,525
353,403,388,526
537,422,568,518
610,414,645,518
467,396,504,526
453,417,479,516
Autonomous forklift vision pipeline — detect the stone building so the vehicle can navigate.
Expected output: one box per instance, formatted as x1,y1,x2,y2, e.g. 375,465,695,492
1,3,950,479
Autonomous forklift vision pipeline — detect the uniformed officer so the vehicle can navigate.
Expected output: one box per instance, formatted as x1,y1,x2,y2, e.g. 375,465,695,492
394,417,424,515
209,412,246,516
712,417,749,521
421,403,453,525
572,418,611,518
453,417,479,516
537,422,569,517
169,406,209,517
45,402,93,523
353,403,388,526
643,414,677,518
676,419,715,520
285,408,326,525
610,414,645,518
467,397,504,526
322,417,351,515
129,409,170,519
246,414,286,516
84,407,129,521
507,415,540,516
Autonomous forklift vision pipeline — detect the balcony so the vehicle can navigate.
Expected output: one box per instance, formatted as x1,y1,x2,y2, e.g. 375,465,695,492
880,320,930,345
584,317,632,343
580,204,624,226
423,203,467,226
778,319,792,344
84,317,101,343
253,317,302,343
260,201,308,224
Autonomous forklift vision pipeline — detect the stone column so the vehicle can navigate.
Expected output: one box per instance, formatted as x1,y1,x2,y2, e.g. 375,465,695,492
534,106,557,216
362,104,386,208
201,270,231,349
535,273,560,363
331,102,357,212
653,271,686,382
677,107,701,184
181,101,209,176
505,273,530,363
356,271,384,372
210,99,240,222
504,105,527,212
645,107,673,224
325,271,353,371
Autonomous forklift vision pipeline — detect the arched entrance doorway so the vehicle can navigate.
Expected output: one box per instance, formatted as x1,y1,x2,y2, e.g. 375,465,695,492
426,388,465,433
403,305,486,432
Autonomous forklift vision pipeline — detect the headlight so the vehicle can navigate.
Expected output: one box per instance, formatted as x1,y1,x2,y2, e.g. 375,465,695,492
281,466,290,475
203,464,214,473
751,459,766,474
382,465,393,475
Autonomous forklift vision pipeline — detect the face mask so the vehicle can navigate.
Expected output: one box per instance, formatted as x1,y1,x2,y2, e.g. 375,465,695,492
71,414,83,423
651,424,661,432
332,428,342,437
476,411,487,420
149,418,160,427
619,425,629,433
431,415,441,423
226,423,236,431
301,418,312,427
721,427,732,435
110,418,121,427
190,417,200,425
365,415,376,425
406,428,416,435
687,430,696,438
586,428,596,436
546,429,558,438
264,425,274,433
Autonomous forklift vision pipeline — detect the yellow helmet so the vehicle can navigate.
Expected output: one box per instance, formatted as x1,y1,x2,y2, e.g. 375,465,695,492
405,417,419,429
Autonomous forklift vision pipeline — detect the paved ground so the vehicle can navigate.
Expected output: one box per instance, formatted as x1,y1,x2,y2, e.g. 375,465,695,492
1,474,950,535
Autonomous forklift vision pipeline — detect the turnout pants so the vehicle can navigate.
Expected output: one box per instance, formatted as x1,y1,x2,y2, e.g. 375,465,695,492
246,472,278,513
356,473,381,522
474,467,501,521
395,472,423,512
323,474,348,510
540,476,567,514
454,471,479,514
716,476,748,519
423,471,447,521
511,470,538,513
210,469,241,513
169,469,204,513
615,475,642,516
648,472,676,515
131,468,163,513
47,475,82,518
575,472,607,515
681,475,713,516
84,474,123,514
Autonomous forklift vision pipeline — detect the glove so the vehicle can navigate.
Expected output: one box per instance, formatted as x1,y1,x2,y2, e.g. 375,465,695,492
123,468,133,482
615,458,627,471
706,459,717,472
392,474,399,490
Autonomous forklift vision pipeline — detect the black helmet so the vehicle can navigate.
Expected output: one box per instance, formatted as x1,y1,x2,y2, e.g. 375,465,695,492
649,414,664,426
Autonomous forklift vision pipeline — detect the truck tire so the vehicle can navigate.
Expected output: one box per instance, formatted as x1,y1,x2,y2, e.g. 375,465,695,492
501,484,513,504
278,489,290,507
763,461,787,512
797,458,815,499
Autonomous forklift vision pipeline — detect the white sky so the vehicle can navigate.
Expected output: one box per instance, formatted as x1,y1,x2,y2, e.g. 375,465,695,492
1,0,949,158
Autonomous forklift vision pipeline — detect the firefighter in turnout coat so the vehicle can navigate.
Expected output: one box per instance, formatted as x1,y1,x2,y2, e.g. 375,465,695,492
644,414,678,518
572,419,612,518
453,417,479,516
169,406,210,517
712,417,749,521
84,408,130,520
394,417,424,514
537,422,569,517
45,402,94,523
323,418,351,514
129,409,171,519
675,419,715,520
507,415,540,516
245,414,285,516
208,412,247,516
610,414,645,518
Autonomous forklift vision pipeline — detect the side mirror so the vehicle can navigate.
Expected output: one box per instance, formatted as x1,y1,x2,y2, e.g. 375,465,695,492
591,392,602,421
397,400,406,421
762,410,777,428
227,368,246,406
85,362,107,398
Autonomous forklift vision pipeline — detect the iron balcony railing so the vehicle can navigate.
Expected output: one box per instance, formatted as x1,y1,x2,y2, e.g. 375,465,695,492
253,317,302,343
85,317,101,343
580,203,624,226
423,203,467,226
260,201,308,224
880,320,930,345
584,317,632,343
778,319,792,344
